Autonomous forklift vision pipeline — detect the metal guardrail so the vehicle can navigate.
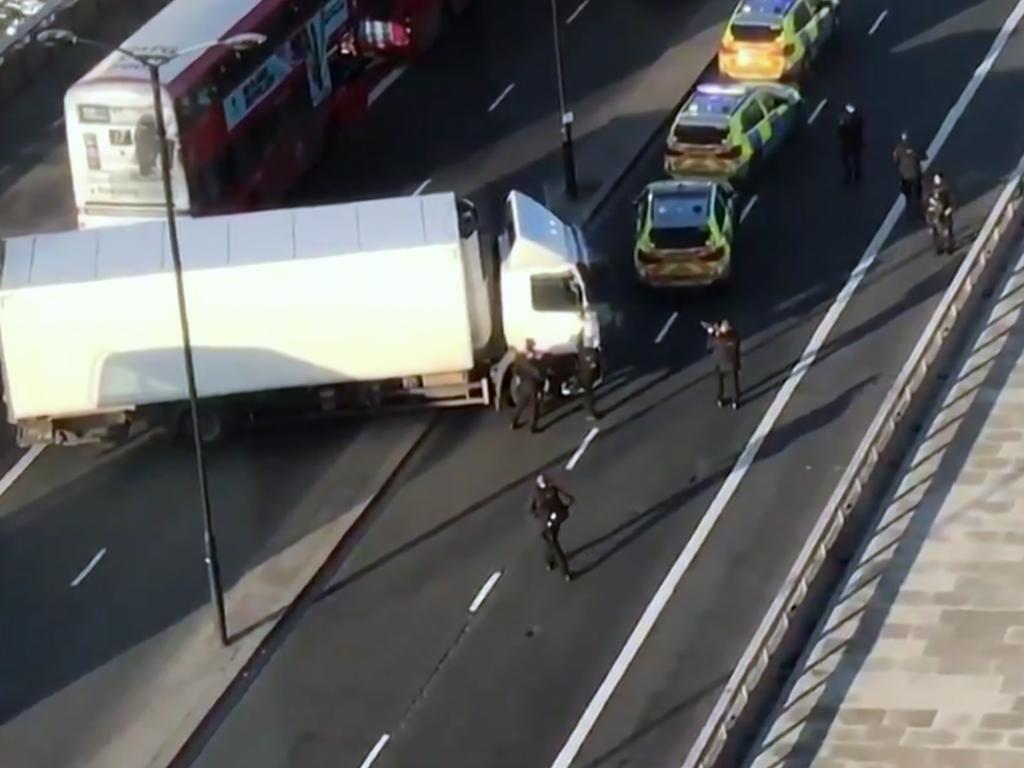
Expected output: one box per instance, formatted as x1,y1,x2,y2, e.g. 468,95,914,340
681,153,1024,768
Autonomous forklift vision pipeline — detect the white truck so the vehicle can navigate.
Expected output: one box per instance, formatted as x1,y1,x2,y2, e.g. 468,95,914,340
0,190,601,446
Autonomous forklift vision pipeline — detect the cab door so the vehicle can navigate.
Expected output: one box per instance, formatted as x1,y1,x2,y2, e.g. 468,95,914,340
756,92,793,155
814,0,839,40
792,0,820,60
738,97,770,166
714,185,736,242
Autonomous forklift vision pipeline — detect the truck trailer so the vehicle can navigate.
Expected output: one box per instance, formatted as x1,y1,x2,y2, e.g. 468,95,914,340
0,190,601,446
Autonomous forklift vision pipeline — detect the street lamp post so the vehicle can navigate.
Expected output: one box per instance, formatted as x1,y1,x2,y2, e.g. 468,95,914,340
37,29,265,647
549,0,578,199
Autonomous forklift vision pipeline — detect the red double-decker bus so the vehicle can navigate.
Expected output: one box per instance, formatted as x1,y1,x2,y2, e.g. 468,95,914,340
64,0,471,228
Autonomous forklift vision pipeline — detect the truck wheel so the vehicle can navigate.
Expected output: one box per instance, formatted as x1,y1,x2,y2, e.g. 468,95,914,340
506,372,522,407
178,408,226,446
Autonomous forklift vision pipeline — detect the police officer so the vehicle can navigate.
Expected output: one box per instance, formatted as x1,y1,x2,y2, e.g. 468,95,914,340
528,473,574,581
926,171,955,254
576,335,602,420
893,131,925,216
510,339,545,433
838,104,865,185
705,319,742,409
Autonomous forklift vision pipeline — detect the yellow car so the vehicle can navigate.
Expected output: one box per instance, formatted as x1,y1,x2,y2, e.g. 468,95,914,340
633,179,737,288
665,82,802,181
719,0,840,81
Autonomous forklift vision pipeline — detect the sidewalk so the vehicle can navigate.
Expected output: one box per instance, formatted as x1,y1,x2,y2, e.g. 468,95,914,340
746,241,1024,767
0,415,430,768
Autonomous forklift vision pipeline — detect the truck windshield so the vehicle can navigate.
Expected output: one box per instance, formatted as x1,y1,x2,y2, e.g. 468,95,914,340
531,274,581,312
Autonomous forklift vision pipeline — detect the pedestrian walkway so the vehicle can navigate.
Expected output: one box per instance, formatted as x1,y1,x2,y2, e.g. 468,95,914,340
746,241,1024,767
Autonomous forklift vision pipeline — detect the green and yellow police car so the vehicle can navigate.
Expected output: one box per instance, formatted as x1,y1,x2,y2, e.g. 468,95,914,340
665,82,802,181
633,179,737,288
719,0,840,81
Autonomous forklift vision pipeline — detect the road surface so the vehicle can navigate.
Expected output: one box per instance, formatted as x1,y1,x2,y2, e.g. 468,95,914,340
166,1,1024,767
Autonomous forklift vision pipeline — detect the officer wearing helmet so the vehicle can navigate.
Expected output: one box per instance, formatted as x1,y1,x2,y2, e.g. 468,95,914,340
704,318,742,409
925,171,955,254
527,473,574,581
837,103,865,185
510,338,545,433
893,131,926,216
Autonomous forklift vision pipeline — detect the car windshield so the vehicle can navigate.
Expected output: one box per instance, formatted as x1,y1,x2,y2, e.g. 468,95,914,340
730,23,782,42
673,124,729,146
649,192,710,250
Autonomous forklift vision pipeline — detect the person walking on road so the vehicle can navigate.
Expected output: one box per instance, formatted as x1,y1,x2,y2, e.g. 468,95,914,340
510,339,545,433
838,103,865,185
576,335,603,421
926,171,956,255
704,319,742,409
893,131,926,216
528,473,574,581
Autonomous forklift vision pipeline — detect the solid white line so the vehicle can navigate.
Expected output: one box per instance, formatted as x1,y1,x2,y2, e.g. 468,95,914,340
0,444,45,498
412,178,432,196
488,82,516,112
549,1,1024,764
368,66,406,105
868,9,889,36
70,548,106,588
654,311,678,345
567,0,590,24
566,427,600,471
740,195,759,223
807,98,827,125
469,570,502,613
358,734,390,768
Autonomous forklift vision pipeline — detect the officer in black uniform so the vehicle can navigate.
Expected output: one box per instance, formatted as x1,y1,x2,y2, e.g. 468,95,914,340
926,171,955,254
705,319,742,409
528,473,574,581
510,339,545,433
576,335,602,420
893,131,926,216
838,103,865,185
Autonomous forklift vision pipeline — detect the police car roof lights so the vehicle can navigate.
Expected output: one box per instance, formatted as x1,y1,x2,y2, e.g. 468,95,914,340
695,83,747,97
738,0,798,18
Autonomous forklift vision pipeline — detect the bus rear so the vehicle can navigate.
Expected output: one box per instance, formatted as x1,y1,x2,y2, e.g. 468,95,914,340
65,79,191,229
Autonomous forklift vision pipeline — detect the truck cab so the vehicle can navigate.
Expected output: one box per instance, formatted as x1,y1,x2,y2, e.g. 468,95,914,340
497,191,601,355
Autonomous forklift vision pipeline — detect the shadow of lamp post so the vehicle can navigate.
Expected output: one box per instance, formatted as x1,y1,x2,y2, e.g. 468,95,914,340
36,27,267,647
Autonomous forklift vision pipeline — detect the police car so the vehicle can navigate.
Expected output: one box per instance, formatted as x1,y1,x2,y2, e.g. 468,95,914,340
633,179,737,288
665,83,802,181
719,0,840,81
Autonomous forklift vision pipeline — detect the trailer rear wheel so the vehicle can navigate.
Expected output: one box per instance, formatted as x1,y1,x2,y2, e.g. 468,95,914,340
177,407,227,446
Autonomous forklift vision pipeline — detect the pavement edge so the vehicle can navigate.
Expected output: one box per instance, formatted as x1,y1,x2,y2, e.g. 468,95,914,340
161,413,437,768
563,60,720,229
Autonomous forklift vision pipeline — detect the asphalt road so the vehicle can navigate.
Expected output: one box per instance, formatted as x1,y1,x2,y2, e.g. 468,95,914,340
4,0,1024,766
169,1,1024,767
0,0,739,763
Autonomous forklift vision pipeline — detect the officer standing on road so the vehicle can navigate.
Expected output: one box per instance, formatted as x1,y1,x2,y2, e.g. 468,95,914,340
837,103,865,185
926,171,956,254
510,338,545,433
705,319,742,410
576,334,602,421
528,473,574,581
893,131,926,216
